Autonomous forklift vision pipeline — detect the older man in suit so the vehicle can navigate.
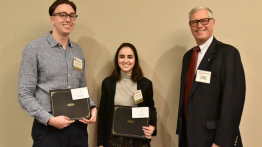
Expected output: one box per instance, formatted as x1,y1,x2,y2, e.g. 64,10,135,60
176,6,246,147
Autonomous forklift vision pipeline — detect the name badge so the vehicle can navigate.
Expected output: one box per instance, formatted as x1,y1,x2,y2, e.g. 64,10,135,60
133,90,143,104
73,57,83,72
71,87,89,100
196,70,211,84
132,107,149,118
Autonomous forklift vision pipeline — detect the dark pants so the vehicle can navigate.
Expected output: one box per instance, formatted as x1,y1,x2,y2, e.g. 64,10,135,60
32,119,88,147
180,117,188,147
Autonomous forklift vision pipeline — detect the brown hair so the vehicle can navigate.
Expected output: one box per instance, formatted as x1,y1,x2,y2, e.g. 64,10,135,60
49,0,77,16
111,43,144,82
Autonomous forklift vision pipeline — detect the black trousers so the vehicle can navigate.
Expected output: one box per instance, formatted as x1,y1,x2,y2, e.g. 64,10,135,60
180,117,188,147
32,119,88,147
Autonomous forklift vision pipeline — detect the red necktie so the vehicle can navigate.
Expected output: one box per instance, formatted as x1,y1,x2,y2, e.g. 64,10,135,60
183,46,200,119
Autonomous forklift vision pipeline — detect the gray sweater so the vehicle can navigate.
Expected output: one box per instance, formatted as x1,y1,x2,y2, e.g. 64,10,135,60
114,72,137,106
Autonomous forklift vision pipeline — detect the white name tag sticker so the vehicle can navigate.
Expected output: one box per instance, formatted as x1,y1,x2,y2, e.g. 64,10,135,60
132,107,149,118
196,70,211,84
73,57,83,72
133,90,143,104
71,87,89,100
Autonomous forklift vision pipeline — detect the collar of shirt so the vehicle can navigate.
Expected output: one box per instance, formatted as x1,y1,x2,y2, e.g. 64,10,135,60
198,35,213,54
195,35,214,72
46,31,73,48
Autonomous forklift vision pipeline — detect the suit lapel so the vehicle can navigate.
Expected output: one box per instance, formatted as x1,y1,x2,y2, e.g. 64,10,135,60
188,37,217,98
111,78,117,106
137,78,147,107
137,79,142,90
180,49,194,101
137,79,143,107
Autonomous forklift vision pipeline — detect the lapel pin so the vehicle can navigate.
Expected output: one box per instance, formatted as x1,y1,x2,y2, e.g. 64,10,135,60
208,59,210,61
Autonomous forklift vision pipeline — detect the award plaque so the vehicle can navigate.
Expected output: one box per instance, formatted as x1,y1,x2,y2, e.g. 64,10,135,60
49,89,90,120
111,105,150,139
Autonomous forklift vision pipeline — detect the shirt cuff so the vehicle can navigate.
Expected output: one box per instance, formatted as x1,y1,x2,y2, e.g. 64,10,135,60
36,110,53,126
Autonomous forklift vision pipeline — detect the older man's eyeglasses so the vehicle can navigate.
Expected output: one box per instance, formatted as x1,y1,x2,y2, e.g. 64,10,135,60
52,12,78,21
189,18,213,27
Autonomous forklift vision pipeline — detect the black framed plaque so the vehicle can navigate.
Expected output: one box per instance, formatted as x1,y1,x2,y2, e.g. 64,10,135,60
111,105,150,139
49,89,90,120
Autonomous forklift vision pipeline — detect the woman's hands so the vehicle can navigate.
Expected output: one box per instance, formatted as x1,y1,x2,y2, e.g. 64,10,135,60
142,125,155,139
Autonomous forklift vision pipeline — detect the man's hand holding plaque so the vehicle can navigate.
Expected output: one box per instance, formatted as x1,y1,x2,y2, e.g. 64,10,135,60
79,108,97,124
48,116,75,129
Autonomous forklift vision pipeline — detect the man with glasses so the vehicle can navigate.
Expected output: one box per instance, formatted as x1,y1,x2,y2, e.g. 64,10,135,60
176,6,245,147
18,0,96,146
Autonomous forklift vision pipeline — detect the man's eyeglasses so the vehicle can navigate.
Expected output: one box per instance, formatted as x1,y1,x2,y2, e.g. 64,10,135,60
189,18,213,27
52,12,78,21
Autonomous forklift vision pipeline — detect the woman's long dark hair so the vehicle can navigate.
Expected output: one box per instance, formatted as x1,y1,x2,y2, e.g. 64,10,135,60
111,43,143,82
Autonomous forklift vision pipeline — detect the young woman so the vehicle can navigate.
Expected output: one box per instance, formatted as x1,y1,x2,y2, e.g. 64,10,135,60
97,43,157,147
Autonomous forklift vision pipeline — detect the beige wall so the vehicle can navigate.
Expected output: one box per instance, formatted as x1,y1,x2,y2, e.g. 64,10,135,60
1,0,261,146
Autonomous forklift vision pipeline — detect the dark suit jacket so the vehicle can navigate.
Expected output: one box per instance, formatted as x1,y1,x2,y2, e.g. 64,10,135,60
97,76,157,146
176,37,245,147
